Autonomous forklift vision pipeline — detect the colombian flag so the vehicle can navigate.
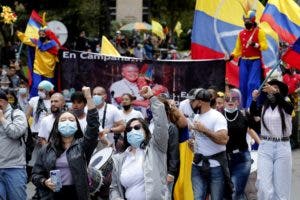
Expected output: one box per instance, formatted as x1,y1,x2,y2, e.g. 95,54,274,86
261,0,300,45
282,37,300,70
24,10,44,39
173,127,194,200
191,0,279,87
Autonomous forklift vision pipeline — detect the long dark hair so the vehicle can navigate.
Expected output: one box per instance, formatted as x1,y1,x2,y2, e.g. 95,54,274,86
123,118,151,149
261,99,287,135
48,111,84,156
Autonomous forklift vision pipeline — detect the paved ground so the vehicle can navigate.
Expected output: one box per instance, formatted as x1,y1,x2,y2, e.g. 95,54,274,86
26,149,300,200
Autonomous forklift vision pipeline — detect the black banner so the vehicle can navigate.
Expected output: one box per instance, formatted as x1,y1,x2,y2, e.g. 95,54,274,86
59,50,225,102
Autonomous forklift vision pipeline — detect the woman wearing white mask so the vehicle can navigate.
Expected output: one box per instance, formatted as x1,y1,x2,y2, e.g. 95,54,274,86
17,80,30,112
32,86,99,200
224,88,260,200
110,86,170,200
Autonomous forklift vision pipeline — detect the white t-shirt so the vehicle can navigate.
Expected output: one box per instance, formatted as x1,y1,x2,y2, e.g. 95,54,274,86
29,96,51,133
179,99,195,125
119,109,144,124
97,103,123,143
120,148,146,200
38,114,55,141
193,109,227,167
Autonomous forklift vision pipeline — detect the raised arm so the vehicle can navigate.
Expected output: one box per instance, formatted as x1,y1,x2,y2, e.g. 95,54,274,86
140,86,169,153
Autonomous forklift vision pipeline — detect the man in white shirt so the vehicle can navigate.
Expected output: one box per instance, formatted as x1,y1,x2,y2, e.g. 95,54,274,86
38,93,65,144
93,86,125,145
191,88,230,200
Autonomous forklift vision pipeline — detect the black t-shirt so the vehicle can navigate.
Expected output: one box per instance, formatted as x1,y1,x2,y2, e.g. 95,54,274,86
224,110,249,152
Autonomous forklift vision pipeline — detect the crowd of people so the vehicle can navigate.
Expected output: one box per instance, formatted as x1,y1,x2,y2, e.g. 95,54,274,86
0,68,295,200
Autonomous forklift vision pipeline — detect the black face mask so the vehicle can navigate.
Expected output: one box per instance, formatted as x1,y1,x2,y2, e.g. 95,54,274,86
267,93,276,104
244,22,253,30
122,105,131,111
72,108,85,117
40,37,46,42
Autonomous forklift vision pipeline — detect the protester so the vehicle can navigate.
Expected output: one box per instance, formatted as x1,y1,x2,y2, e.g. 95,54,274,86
0,89,28,200
224,88,260,199
216,91,225,113
71,91,87,131
17,80,30,112
119,93,144,124
251,79,293,200
228,10,268,108
38,93,66,144
6,89,19,109
110,86,169,199
92,86,125,145
26,80,53,134
31,86,99,200
191,88,232,199
7,61,20,88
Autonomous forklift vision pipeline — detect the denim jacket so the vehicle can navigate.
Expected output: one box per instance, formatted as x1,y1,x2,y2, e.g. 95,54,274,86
110,96,170,200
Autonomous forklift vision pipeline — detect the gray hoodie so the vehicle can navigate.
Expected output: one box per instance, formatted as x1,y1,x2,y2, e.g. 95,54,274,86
0,104,28,168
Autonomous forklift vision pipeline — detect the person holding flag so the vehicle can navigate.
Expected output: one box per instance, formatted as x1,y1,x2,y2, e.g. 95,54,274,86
228,10,268,108
17,11,61,98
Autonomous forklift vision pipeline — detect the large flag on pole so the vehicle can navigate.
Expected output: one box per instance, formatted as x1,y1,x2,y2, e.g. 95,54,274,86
191,0,279,86
24,10,44,39
261,0,300,45
100,36,120,56
282,37,300,69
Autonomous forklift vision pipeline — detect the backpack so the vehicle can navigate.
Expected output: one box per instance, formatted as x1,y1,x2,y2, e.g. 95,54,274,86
10,109,35,163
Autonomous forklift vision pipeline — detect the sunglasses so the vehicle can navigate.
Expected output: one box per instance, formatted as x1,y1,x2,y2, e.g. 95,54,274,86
126,124,142,132
225,97,239,102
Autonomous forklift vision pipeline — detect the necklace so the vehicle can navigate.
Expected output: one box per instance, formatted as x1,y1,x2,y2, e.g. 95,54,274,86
224,111,239,122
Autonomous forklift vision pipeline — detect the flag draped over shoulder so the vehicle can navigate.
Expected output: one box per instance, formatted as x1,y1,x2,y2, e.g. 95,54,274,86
100,36,120,56
173,127,194,200
261,0,300,44
191,0,279,68
282,37,300,70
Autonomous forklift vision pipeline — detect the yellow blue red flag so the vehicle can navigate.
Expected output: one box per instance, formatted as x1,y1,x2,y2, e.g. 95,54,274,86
261,0,300,44
191,0,279,68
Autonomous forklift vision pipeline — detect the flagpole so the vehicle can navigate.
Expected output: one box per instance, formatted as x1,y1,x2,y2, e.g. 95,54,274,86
257,62,280,93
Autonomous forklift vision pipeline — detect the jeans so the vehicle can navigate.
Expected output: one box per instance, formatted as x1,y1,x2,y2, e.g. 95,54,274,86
228,151,251,200
256,140,292,200
192,165,224,200
0,168,27,200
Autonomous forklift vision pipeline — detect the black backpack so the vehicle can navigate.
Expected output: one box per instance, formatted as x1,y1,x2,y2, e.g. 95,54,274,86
10,109,35,163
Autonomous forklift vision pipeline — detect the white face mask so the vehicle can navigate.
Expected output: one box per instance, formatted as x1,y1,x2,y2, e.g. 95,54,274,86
38,91,46,99
224,107,238,113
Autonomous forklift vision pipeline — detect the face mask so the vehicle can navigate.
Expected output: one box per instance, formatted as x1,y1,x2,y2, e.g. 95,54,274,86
225,107,238,113
127,129,144,148
93,95,103,106
72,108,84,117
40,37,46,42
244,22,253,30
19,88,27,95
38,91,46,99
267,94,276,103
58,120,78,137
1,86,8,90
122,105,131,111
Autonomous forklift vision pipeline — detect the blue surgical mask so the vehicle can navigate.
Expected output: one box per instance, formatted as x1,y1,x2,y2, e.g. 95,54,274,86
19,88,27,95
224,107,238,113
58,120,78,137
127,129,144,148
93,95,103,106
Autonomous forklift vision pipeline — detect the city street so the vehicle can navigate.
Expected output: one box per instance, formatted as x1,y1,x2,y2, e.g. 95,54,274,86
27,149,300,200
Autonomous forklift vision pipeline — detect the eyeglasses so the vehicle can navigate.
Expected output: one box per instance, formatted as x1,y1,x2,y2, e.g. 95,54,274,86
225,97,239,102
126,124,142,132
